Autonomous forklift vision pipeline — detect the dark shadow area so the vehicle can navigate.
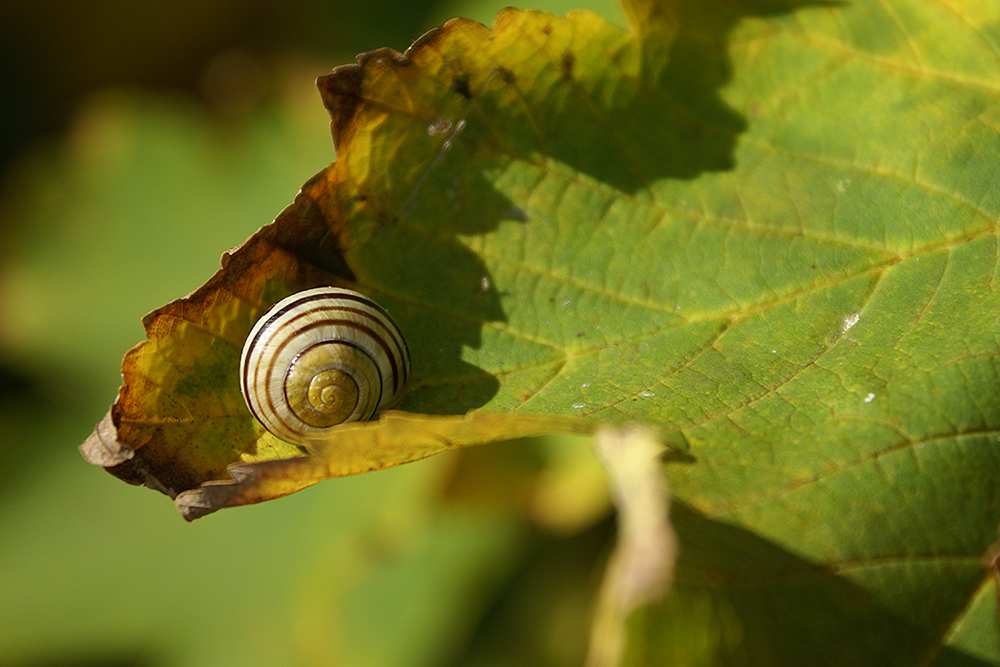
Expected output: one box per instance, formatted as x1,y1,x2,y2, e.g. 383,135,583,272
446,501,994,666
0,359,50,489
8,651,155,667
428,0,844,196
304,0,842,416
0,359,42,405
630,502,995,666
443,515,616,667
629,0,842,185
0,356,101,491
0,0,444,173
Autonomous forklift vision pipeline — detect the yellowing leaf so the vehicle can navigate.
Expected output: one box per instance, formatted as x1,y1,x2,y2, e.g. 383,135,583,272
81,8,664,515
75,0,1000,660
175,410,589,520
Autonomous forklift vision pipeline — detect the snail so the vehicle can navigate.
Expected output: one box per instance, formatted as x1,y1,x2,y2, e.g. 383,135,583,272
240,287,410,446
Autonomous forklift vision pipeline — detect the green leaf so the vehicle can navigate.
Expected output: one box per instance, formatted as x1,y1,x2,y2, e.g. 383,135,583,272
77,0,1000,661
0,57,553,667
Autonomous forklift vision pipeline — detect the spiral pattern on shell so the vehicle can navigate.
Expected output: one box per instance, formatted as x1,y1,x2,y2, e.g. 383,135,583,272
239,287,410,446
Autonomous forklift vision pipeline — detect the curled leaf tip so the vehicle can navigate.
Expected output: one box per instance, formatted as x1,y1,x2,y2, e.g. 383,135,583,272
169,410,593,521
79,411,134,468
174,456,323,521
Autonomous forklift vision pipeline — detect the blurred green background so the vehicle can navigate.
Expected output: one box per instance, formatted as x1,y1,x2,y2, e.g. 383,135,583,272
0,0,623,665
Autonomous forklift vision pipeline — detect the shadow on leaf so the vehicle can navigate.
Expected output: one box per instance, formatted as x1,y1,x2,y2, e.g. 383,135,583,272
630,503,994,666
83,0,845,517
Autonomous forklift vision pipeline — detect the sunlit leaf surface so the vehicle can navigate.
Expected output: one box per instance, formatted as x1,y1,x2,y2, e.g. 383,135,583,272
74,0,1000,661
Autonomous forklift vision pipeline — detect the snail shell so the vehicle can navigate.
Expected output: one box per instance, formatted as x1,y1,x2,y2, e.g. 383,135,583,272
240,287,410,446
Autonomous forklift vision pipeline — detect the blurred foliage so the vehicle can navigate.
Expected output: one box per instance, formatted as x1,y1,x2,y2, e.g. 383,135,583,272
0,0,623,170
11,0,997,663
0,0,620,665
